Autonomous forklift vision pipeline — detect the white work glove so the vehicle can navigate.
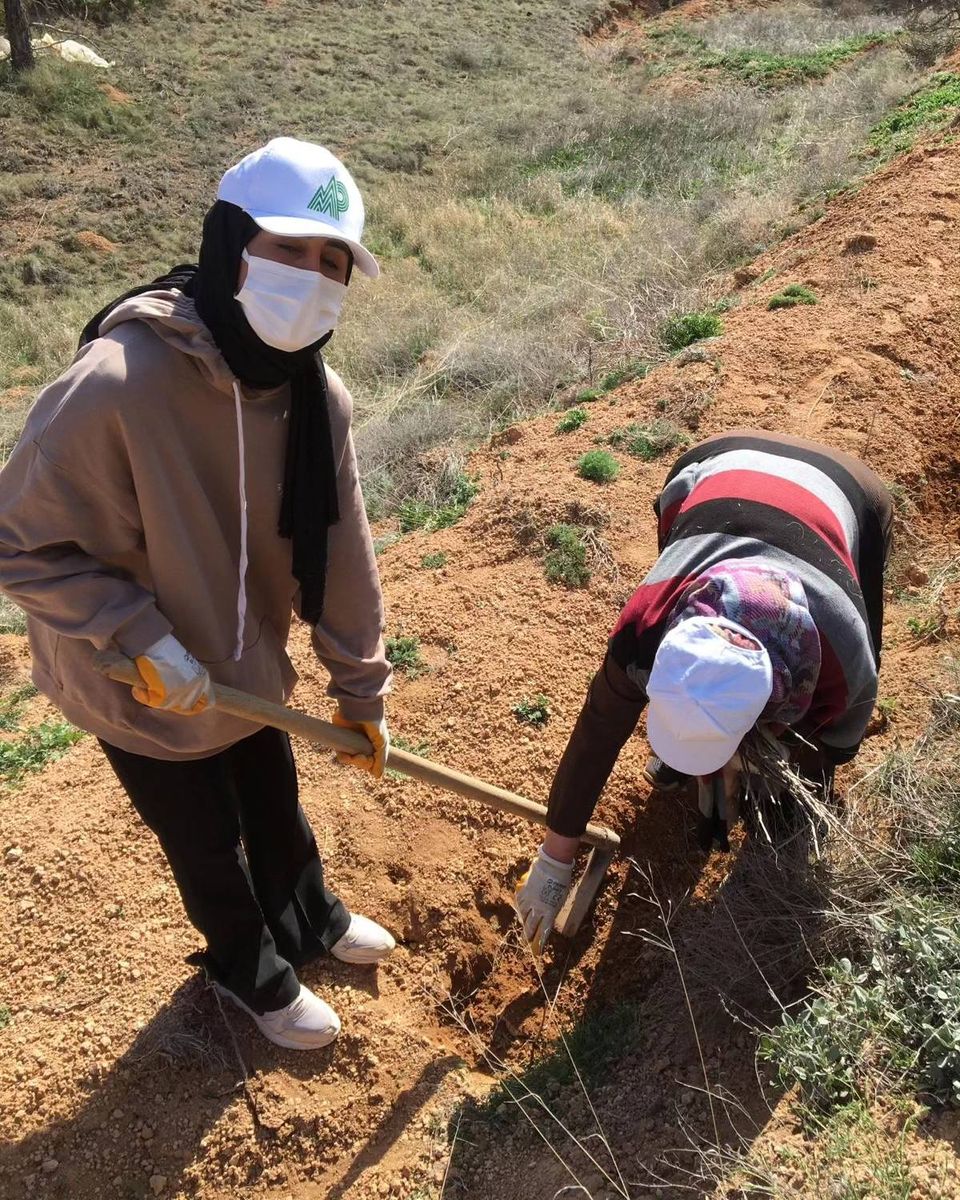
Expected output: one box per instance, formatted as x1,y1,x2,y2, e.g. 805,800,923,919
132,633,213,715
514,844,574,955
332,709,390,778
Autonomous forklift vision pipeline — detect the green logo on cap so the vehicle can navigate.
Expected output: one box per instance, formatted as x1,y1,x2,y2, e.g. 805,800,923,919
307,177,350,220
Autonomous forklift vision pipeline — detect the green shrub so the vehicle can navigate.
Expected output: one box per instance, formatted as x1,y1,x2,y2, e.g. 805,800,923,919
555,406,589,434
604,419,688,461
659,310,723,352
0,722,82,786
397,472,478,533
577,450,620,483
385,635,425,676
0,1003,8,1030
761,897,960,1110
421,551,448,569
768,283,818,310
512,695,551,726
544,524,591,588
573,386,603,404
573,360,651,405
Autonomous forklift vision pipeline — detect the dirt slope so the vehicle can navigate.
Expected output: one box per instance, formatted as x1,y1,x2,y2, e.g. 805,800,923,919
2,137,960,1200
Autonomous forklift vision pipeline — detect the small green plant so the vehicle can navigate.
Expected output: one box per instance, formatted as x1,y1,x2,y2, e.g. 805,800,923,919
0,1004,9,1030
573,359,651,405
604,419,688,462
0,683,37,733
397,472,478,533
906,612,946,642
373,533,401,556
768,283,818,310
555,406,589,434
512,695,551,726
659,310,723,352
421,552,448,569
386,735,431,779
544,524,591,588
0,722,82,787
577,450,620,483
385,635,426,676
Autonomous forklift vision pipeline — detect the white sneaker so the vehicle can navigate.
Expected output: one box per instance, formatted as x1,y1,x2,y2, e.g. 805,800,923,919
216,982,340,1050
330,913,396,965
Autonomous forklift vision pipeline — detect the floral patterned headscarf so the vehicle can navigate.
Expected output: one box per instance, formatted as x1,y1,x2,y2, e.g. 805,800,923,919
666,560,821,727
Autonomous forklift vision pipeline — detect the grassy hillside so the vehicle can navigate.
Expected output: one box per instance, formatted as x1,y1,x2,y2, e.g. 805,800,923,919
2,0,956,514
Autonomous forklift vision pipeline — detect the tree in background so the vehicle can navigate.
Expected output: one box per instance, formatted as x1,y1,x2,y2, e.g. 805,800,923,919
4,0,34,70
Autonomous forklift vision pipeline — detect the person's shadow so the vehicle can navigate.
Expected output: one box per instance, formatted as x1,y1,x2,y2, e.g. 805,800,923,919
443,777,830,1197
0,969,462,1200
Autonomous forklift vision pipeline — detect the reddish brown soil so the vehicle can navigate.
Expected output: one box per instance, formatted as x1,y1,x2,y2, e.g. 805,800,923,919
2,129,960,1200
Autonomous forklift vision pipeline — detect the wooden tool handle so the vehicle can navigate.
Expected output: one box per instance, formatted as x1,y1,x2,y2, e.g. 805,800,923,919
93,650,620,852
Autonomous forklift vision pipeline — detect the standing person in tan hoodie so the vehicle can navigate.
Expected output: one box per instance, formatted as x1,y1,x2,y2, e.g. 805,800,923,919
0,137,398,1051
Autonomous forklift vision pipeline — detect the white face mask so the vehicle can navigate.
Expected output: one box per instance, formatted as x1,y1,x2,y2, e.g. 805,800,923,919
235,249,347,352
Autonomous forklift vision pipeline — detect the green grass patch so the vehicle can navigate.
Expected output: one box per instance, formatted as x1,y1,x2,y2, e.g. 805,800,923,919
577,450,620,484
603,419,688,461
420,551,448,569
0,721,82,787
768,283,818,310
512,695,551,726
397,472,478,533
0,1003,9,1030
0,684,38,733
660,310,723,352
544,524,591,588
870,72,960,159
573,359,652,405
555,406,589,434
700,34,894,89
385,635,426,677
0,60,147,138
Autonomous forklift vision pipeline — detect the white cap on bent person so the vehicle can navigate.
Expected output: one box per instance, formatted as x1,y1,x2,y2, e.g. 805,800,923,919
217,137,380,278
645,616,774,777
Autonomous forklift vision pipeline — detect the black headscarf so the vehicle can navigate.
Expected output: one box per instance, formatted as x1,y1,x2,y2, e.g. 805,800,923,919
79,200,341,625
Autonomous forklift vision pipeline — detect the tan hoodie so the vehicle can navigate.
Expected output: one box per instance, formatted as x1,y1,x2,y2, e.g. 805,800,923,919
0,290,391,760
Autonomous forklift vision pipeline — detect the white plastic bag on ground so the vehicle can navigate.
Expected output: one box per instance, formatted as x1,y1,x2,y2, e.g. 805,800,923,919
35,32,114,68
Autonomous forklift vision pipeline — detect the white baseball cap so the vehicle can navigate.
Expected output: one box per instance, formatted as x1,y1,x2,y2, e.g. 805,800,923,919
646,616,773,777
217,137,380,278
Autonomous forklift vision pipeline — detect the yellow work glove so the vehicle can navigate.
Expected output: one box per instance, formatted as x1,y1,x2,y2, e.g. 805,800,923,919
132,633,213,715
514,845,574,956
332,709,390,778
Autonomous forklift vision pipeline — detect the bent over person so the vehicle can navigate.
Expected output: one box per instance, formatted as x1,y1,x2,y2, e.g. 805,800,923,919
0,138,397,1050
516,429,893,951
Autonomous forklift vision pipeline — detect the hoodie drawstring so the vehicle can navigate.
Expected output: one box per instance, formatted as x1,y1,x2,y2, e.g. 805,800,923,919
232,381,249,662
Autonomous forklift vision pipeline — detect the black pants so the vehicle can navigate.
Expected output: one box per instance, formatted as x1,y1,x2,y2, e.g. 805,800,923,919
100,727,350,1014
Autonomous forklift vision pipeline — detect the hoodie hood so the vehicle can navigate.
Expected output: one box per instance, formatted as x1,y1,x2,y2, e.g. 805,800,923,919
98,289,240,397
